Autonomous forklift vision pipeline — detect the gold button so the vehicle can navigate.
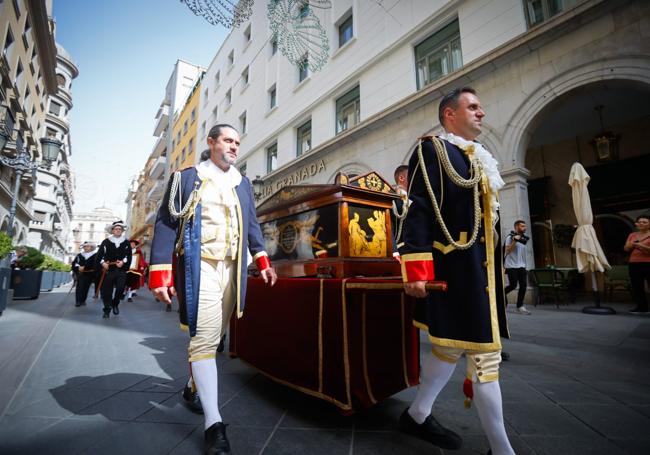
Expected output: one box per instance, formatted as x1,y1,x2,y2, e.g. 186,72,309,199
475,357,480,363
478,372,483,377
485,286,489,293
477,366,482,370
480,236,485,243
482,261,488,268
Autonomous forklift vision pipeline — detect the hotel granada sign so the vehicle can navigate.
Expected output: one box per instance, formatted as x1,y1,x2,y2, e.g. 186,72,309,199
259,159,326,199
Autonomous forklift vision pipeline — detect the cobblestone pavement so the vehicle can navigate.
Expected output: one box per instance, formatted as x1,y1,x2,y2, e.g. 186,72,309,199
0,285,648,454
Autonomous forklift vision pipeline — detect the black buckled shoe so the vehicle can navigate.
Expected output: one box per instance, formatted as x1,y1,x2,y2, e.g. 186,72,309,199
102,310,110,319
112,304,119,315
205,422,230,455
182,384,204,414
398,408,462,450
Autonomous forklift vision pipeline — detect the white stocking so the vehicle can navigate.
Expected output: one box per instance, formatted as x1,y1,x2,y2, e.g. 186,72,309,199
473,380,515,455
408,353,456,424
191,358,222,429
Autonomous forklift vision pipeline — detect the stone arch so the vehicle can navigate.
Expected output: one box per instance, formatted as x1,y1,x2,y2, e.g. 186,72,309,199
502,56,650,169
327,162,371,183
0,216,8,233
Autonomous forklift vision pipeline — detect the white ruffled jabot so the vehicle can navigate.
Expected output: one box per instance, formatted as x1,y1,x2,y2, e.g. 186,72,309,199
438,132,505,223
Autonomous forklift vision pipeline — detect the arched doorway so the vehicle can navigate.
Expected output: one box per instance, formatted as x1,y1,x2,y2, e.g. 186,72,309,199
522,80,650,267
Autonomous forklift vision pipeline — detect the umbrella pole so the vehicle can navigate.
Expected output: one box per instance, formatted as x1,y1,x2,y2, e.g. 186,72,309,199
582,271,616,315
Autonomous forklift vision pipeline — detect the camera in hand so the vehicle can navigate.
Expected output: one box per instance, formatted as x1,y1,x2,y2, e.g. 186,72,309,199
510,231,529,245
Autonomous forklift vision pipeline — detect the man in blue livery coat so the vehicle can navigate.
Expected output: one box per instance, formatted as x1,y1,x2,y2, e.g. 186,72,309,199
149,124,276,455
397,88,514,455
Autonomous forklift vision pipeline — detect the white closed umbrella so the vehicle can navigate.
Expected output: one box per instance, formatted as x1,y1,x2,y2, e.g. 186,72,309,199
568,162,613,314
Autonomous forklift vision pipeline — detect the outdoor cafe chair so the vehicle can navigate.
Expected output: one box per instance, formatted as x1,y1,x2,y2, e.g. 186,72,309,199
529,268,567,309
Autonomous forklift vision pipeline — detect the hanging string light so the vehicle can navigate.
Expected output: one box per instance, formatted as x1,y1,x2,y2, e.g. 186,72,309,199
267,0,330,72
180,0,255,29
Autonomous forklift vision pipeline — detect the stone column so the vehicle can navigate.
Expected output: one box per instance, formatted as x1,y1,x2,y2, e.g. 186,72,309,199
499,166,535,270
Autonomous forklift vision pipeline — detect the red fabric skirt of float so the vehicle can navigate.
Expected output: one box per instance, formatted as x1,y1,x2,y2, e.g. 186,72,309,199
229,277,436,414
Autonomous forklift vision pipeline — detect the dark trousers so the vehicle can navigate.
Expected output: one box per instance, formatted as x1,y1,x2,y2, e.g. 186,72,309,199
101,268,127,312
629,262,650,311
75,273,95,304
505,267,527,308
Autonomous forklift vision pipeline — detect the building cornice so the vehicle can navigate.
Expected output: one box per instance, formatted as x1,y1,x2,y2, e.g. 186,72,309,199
27,0,58,95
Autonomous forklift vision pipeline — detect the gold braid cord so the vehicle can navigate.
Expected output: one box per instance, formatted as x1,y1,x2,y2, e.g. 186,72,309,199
416,138,483,251
168,171,199,219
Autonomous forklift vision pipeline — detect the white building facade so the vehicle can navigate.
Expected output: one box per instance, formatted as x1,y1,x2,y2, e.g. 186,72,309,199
27,43,78,259
196,0,650,270
66,206,119,262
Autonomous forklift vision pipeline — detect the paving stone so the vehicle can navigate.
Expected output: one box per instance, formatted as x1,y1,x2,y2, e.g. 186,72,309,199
609,437,650,455
8,387,117,418
79,390,174,421
81,421,196,455
529,380,619,405
262,428,352,455
1,415,119,455
521,435,628,455
590,380,650,405
562,403,650,439
503,402,598,437
4,288,650,454
136,391,204,425
352,430,436,455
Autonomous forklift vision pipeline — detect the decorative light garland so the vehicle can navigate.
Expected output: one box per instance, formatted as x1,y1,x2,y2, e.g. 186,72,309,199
180,0,254,28
267,0,330,72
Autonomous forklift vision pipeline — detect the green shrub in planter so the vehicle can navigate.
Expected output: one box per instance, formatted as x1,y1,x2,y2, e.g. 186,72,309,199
17,247,45,270
0,232,12,261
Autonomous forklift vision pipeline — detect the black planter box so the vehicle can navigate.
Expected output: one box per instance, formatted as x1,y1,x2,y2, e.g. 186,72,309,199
0,268,10,315
11,269,43,300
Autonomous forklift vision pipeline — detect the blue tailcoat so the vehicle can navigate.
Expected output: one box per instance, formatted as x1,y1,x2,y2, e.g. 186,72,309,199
150,167,266,337
399,138,508,351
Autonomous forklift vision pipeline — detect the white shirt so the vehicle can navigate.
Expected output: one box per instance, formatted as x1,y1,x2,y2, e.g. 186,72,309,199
504,234,527,269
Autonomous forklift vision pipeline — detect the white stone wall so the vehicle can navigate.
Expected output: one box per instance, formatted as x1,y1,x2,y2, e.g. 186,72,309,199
193,0,649,276
196,0,532,179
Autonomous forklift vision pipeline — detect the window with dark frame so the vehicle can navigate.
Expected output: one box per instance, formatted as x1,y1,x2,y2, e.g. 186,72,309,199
226,88,232,106
271,36,278,56
296,120,311,156
414,20,462,90
338,14,353,48
269,85,277,110
299,55,309,82
335,85,360,134
48,100,62,116
266,143,278,173
242,66,249,86
240,111,247,135
244,24,251,43
228,50,234,67
4,28,14,54
524,0,577,27
12,0,20,19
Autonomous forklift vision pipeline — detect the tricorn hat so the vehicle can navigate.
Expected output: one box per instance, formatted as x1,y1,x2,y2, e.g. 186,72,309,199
81,241,96,247
130,239,140,246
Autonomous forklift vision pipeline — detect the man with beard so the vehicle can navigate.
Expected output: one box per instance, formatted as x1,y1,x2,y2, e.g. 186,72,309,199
398,87,514,455
72,241,98,307
96,221,132,318
149,124,276,454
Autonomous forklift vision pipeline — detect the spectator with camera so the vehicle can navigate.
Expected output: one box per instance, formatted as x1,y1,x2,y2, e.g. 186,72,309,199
504,220,531,315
